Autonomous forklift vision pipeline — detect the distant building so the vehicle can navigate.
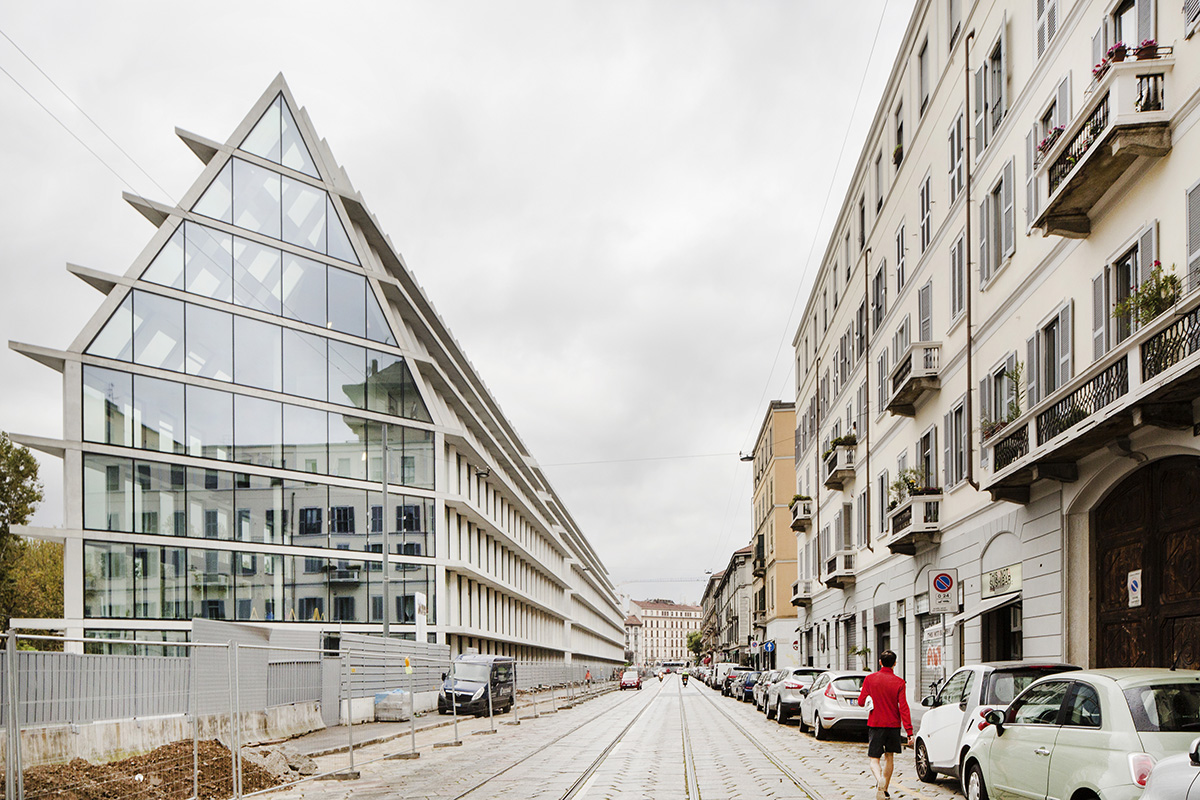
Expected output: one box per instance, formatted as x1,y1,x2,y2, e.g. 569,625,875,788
623,614,642,665
630,599,701,666
701,547,753,665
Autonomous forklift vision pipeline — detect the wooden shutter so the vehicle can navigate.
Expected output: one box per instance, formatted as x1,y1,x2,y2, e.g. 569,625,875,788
1092,272,1107,360
1027,334,1039,405
919,282,932,341
1058,302,1073,388
980,377,992,422
1137,0,1155,46
999,19,1008,118
943,414,953,486
1188,182,1200,292
1002,159,1016,257
1036,0,1048,58
1056,74,1071,126
1005,353,1018,415
1026,127,1037,228
974,66,988,154
979,198,990,281
1138,222,1158,286
1048,0,1059,43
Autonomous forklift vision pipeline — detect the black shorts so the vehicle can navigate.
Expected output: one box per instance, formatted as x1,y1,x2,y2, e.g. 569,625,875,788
867,726,902,757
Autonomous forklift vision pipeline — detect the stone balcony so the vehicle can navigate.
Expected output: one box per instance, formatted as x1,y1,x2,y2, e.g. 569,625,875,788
883,492,943,555
790,499,813,532
791,579,814,607
823,550,856,590
823,444,856,491
1034,51,1174,238
886,342,942,416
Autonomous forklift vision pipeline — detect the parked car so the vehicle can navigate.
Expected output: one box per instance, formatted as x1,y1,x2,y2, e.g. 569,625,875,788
754,670,783,711
736,671,762,702
914,661,1079,785
767,667,824,723
711,662,741,690
438,654,515,715
1142,736,1200,799
965,668,1200,800
620,669,642,690
722,667,751,696
798,670,869,739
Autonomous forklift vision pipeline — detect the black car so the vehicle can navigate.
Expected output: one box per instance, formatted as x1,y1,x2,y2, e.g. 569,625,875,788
438,654,515,715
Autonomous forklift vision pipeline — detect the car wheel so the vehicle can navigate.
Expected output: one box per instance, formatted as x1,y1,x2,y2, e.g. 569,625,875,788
776,700,789,724
965,763,988,800
798,707,807,732
915,740,937,783
813,714,826,740
766,699,776,720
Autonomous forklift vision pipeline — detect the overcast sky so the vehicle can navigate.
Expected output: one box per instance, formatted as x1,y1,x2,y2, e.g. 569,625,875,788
0,1,915,607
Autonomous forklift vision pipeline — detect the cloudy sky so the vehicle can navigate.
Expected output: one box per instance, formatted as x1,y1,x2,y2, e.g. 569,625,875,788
0,1,915,607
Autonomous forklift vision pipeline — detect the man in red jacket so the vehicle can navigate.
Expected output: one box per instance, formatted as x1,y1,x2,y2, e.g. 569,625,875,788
857,650,913,800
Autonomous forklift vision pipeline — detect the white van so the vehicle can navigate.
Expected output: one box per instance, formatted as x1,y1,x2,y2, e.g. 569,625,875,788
709,662,742,689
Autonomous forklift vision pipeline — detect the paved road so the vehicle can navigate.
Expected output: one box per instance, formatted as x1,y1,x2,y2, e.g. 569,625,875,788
266,676,965,800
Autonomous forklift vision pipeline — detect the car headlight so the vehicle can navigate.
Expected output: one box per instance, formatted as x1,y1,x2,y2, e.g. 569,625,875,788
472,686,485,700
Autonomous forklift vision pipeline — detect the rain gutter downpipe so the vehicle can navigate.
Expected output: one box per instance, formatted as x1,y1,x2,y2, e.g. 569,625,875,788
964,28,981,490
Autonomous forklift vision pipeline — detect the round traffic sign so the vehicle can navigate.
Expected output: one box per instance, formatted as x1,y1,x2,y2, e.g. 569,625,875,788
934,573,954,593
793,640,799,650
763,641,776,653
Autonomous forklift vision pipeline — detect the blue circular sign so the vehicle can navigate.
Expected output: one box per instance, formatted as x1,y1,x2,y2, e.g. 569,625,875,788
934,573,954,593
763,641,776,653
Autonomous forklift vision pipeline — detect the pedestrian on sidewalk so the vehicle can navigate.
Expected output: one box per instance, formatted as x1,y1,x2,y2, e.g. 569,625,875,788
857,649,913,800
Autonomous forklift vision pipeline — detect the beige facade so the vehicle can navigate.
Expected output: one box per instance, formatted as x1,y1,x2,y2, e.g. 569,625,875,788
630,600,701,666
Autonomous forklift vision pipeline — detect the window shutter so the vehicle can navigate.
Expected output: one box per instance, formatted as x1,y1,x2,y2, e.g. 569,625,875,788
1005,352,1018,415
843,506,853,549
1137,0,1155,46
1092,272,1107,360
974,65,987,154
919,282,932,341
1188,183,1200,292
1048,0,1059,43
1036,0,1048,58
999,19,1008,117
1027,334,1039,405
930,425,939,489
833,511,842,553
1056,74,1071,126
943,414,953,486
980,377,991,423
1002,159,1016,257
979,197,991,281
1026,127,1037,228
1138,222,1158,286
1092,28,1104,70
1058,301,1073,388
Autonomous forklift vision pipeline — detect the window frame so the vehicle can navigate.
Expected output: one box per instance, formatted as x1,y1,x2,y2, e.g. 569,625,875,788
920,174,933,253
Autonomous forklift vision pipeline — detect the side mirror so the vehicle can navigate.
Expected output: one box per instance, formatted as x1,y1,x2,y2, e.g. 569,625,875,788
800,688,809,697
921,695,937,707
441,672,447,681
983,708,1005,736
1189,736,1200,767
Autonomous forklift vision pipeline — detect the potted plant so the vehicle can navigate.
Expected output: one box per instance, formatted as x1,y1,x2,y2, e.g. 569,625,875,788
1107,41,1128,62
889,467,924,506
788,494,812,509
1093,58,1111,81
850,645,872,671
1136,38,1158,60
1037,125,1065,158
893,143,904,166
1112,261,1180,325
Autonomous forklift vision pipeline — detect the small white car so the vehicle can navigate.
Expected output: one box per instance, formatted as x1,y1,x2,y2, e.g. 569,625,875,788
798,670,869,740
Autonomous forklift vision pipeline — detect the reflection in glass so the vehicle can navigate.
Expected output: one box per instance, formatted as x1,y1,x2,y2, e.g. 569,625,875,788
294,553,327,621
329,414,368,480
242,98,282,163
143,226,185,290
281,253,326,327
368,491,435,560
187,467,233,540
84,542,134,618
186,385,233,460
184,304,233,381
84,455,133,532
282,328,327,400
327,267,366,338
402,427,435,490
233,159,282,240
287,479,327,550
233,316,282,391
283,405,327,474
189,548,232,619
193,161,233,223
83,366,133,446
184,223,234,302
233,238,283,314
328,340,366,407
132,375,185,454
133,461,187,536
88,294,135,361
329,486,368,554
329,554,365,622
327,196,358,264
234,394,282,468
279,99,318,177
283,176,326,254
366,350,406,415
365,286,396,345
133,291,185,372
134,545,188,619
236,552,289,621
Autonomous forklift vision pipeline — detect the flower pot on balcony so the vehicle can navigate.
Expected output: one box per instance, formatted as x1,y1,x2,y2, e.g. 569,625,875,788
892,145,903,166
1136,44,1159,60
1107,43,1127,62
1092,60,1110,81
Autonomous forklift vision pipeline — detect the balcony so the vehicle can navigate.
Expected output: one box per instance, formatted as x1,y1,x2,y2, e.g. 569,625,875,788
791,579,814,607
196,573,230,589
984,288,1200,503
790,498,813,532
328,569,362,584
823,444,857,491
823,550,856,590
886,342,942,416
883,491,943,555
752,556,766,578
1034,52,1174,238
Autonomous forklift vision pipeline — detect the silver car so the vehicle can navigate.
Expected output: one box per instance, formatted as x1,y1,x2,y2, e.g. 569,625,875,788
798,670,869,740
1142,737,1200,799
754,669,784,711
767,667,824,723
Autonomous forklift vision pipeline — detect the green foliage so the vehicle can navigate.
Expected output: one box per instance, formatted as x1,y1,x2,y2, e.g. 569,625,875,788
788,494,812,509
1113,262,1180,326
687,631,703,658
981,361,1026,439
0,432,45,631
888,467,924,506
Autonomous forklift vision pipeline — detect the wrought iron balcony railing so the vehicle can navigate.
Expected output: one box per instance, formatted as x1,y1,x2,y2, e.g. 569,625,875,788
823,445,856,491
883,492,943,555
886,341,941,416
791,579,814,607
790,499,813,532
823,549,856,590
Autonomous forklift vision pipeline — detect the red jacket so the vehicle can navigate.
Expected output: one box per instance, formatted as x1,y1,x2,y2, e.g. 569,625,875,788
857,666,913,735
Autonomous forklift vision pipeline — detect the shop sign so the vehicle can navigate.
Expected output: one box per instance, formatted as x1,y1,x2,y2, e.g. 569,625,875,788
925,644,942,667
981,563,1022,600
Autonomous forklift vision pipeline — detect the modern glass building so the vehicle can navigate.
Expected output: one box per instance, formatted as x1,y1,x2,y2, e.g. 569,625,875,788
12,76,625,662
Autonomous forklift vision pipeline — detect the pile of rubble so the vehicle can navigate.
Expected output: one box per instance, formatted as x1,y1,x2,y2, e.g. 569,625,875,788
240,744,320,783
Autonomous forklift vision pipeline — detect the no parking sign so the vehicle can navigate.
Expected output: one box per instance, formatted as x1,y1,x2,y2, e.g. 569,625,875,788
929,569,959,613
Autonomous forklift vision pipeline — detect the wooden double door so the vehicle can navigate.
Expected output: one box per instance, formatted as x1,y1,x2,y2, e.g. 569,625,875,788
1094,455,1200,670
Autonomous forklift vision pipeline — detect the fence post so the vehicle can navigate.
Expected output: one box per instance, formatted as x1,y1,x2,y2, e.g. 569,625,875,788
191,646,199,800
344,653,355,776
227,642,241,800
409,656,416,755
6,632,22,800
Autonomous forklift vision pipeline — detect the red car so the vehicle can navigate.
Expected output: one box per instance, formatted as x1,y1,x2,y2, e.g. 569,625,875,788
620,670,642,690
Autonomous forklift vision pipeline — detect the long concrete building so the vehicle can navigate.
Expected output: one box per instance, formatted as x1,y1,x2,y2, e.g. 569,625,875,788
10,76,625,662
791,0,1200,699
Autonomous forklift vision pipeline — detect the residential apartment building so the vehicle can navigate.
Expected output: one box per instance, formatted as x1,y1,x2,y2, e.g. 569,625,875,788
748,401,800,670
630,599,701,666
790,0,1200,698
10,76,626,663
623,613,642,665
701,546,754,664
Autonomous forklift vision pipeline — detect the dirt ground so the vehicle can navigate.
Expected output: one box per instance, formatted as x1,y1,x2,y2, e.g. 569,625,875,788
21,739,282,799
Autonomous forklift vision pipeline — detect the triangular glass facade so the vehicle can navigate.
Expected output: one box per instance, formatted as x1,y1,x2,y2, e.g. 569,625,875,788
241,94,319,178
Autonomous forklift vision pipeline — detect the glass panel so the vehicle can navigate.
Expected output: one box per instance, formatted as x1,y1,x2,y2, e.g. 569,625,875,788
133,461,186,536
189,548,232,619
399,361,432,422
142,226,184,290
184,304,233,381
132,291,185,372
233,237,283,315
184,222,234,303
293,552,327,622
330,556,366,622
134,545,187,619
280,99,318,177
83,366,133,446
368,489,434,560
84,542,134,618
87,293,134,361
366,350,405,415
402,427,435,490
329,486,368,553
283,404,328,474
281,252,326,326
287,479,327,549
328,340,366,407
326,196,358,263
282,177,326,254
185,384,233,460
234,394,282,468
233,316,282,391
365,287,395,345
329,413,368,480
236,551,289,621
83,454,133,532
282,328,327,401
392,565,435,624
233,159,282,240
187,466,233,540
193,161,233,223
1009,681,1070,725
133,374,185,454
233,473,285,545
327,267,366,338
241,96,282,163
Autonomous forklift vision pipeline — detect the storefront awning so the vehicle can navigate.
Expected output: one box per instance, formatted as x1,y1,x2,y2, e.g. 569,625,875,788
950,591,1021,625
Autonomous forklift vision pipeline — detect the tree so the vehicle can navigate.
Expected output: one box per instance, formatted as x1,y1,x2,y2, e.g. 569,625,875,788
0,432,45,630
687,630,703,661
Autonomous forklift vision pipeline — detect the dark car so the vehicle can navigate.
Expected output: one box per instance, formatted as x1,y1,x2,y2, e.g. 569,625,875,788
438,654,515,716
723,667,750,696
738,671,762,702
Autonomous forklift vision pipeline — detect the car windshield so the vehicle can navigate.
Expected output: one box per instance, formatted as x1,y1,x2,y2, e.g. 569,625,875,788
453,663,491,683
1124,684,1200,732
833,676,865,692
622,670,638,679
987,669,1069,704
791,671,818,684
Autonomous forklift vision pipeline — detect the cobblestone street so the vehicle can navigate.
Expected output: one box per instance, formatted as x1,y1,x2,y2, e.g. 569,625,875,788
269,676,965,800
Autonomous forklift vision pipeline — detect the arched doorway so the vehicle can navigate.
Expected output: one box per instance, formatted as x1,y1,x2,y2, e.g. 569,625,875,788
1093,455,1200,669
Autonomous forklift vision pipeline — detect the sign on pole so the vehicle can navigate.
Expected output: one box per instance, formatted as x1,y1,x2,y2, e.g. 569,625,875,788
929,569,959,614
